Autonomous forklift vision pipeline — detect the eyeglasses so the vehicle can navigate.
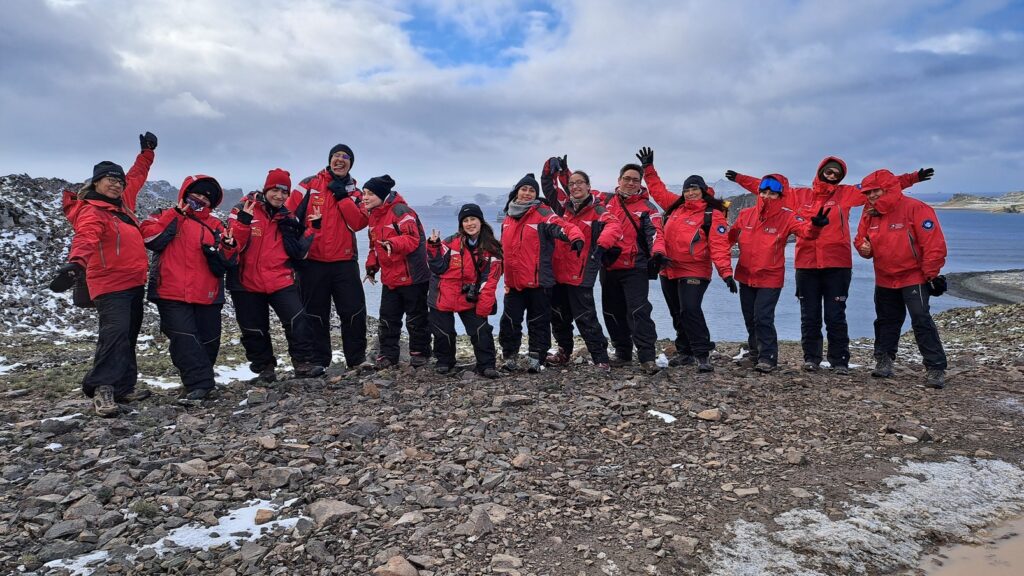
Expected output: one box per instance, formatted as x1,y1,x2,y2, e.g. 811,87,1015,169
758,178,783,194
620,176,641,184
100,175,125,185
568,180,589,187
332,153,352,162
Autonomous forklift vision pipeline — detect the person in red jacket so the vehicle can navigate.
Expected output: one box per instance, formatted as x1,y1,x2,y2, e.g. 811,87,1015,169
854,169,948,388
141,175,237,402
597,155,668,374
726,159,933,374
286,144,370,370
540,157,622,372
427,204,503,378
362,175,432,370
227,169,324,384
728,174,828,373
50,132,157,416
500,173,584,373
641,150,733,373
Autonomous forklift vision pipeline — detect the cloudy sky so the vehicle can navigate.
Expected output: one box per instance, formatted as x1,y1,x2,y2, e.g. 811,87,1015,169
2,0,1022,200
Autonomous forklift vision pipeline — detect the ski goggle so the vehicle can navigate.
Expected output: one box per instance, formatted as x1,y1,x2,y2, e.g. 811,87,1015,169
758,178,783,194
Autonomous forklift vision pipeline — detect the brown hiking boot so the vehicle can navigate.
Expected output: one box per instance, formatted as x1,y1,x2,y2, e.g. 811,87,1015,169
293,363,325,378
93,386,119,418
545,348,570,366
640,361,661,374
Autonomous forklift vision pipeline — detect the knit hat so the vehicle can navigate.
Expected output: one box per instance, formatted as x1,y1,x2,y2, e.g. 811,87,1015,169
363,174,396,201
328,143,355,166
183,176,223,208
263,168,291,192
92,161,126,183
682,175,708,194
819,160,845,182
509,173,540,199
458,203,484,223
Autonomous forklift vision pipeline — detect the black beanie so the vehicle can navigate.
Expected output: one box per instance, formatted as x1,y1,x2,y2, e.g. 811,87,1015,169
92,161,126,183
682,175,708,194
363,174,396,200
328,143,355,166
458,203,485,223
185,177,223,208
508,173,540,200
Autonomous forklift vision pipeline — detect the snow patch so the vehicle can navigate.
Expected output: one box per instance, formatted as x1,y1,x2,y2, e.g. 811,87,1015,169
655,353,669,368
44,443,63,451
42,412,84,422
707,458,1024,575
140,375,181,390
214,363,257,385
43,550,110,576
647,409,677,424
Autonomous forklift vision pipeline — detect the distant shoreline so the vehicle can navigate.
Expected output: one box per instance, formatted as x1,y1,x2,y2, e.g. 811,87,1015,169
946,269,1024,305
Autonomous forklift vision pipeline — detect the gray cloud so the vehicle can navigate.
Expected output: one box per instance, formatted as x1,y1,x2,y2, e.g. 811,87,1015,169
1,0,1022,201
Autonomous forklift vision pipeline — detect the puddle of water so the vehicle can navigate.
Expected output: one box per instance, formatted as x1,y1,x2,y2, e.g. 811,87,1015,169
919,516,1024,575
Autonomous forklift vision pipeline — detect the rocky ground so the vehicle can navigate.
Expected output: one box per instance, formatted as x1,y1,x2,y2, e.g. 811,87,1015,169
1,304,1023,575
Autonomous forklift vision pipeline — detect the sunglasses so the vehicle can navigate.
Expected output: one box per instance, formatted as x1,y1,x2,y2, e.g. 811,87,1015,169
332,153,352,162
758,178,783,194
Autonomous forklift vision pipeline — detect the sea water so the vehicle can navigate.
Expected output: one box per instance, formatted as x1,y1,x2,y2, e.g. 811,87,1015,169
357,204,1024,340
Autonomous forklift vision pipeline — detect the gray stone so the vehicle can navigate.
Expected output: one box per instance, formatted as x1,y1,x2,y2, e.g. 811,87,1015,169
44,518,87,540
308,499,364,527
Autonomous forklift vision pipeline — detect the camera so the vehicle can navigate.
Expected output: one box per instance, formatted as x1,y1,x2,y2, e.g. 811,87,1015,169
461,284,480,303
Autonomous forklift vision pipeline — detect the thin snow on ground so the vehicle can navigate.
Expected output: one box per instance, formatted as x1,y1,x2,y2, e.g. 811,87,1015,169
647,409,677,423
41,412,84,423
44,443,62,451
655,353,669,368
140,375,180,390
707,457,1024,576
214,363,258,385
0,356,23,375
732,347,749,360
43,499,303,574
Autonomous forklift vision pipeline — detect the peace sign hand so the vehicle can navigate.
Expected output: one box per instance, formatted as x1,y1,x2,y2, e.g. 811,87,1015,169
811,207,831,227
428,228,441,244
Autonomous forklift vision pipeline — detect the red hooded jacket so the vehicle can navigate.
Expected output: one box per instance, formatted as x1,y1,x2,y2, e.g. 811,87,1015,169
140,175,236,305
727,174,821,288
427,234,502,316
597,189,667,272
733,157,922,269
644,166,733,281
854,170,946,289
285,168,368,262
365,193,430,289
226,192,314,295
66,150,154,299
501,203,584,290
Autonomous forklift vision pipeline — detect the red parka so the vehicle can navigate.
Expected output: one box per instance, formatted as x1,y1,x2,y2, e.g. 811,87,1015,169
644,166,733,281
365,193,430,289
727,174,821,288
285,169,368,262
66,150,154,299
854,170,946,289
732,157,923,269
141,175,237,305
427,234,502,317
501,203,584,290
597,189,667,272
226,192,314,294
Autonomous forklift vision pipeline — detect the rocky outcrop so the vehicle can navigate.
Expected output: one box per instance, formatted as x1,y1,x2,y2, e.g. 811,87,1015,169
938,191,1024,213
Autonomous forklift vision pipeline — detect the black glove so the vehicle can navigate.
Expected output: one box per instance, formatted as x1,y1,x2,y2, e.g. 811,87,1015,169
546,156,563,174
725,170,738,182
647,253,666,276
278,217,304,237
590,245,606,264
139,131,158,151
811,207,831,227
918,168,935,182
636,146,654,169
928,275,947,297
327,176,350,201
50,262,84,293
570,239,584,255
601,246,622,266
560,155,568,172
235,210,253,225
723,275,738,294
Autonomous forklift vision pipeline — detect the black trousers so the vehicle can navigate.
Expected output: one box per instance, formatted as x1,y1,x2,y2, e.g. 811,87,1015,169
874,284,948,369
739,283,782,366
600,268,658,363
156,299,222,392
795,267,851,367
551,284,609,363
232,285,314,371
378,282,431,363
430,308,496,371
499,287,552,358
660,276,714,358
298,259,367,368
82,286,144,398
